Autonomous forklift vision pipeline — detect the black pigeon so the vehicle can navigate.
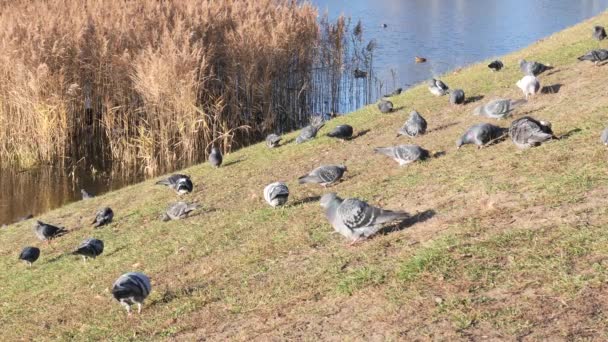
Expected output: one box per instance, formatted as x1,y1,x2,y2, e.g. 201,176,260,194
449,89,465,105
327,125,354,140
488,60,504,72
593,26,607,41
72,238,104,262
92,207,114,228
19,247,40,267
156,174,193,195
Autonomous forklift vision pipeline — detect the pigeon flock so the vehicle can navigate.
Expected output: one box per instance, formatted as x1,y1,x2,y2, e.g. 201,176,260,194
9,24,608,318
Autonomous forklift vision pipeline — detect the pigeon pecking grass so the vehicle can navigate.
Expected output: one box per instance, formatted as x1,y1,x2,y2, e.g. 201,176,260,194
298,165,347,187
112,272,152,315
488,60,504,72
374,144,434,166
457,123,507,149
473,99,526,119
509,116,557,149
72,238,104,262
519,59,551,76
162,202,199,221
92,207,114,228
327,124,354,140
19,246,40,267
449,89,465,105
33,220,67,243
266,134,282,148
577,49,608,66
516,75,541,100
378,99,394,113
156,174,193,195
263,182,289,207
397,111,427,137
296,118,325,144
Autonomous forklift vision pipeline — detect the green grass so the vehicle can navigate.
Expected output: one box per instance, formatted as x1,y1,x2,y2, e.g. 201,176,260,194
4,11,608,341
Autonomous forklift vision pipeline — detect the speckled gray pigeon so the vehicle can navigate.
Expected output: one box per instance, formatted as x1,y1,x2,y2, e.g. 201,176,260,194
209,147,223,168
33,220,67,242
398,111,427,137
162,202,198,221
378,100,394,113
155,174,193,194
263,182,289,207
112,272,151,315
594,26,607,41
509,116,556,149
72,238,104,262
516,75,540,99
266,134,282,148
92,207,113,228
327,124,353,140
428,78,449,96
601,127,608,145
19,246,40,267
296,121,325,144
298,165,347,187
457,123,506,149
473,99,525,119
519,59,550,76
374,145,430,166
449,89,465,105
81,189,94,199
578,49,608,65
320,192,409,244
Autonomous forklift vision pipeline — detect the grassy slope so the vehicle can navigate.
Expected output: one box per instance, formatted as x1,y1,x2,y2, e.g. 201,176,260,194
3,12,608,341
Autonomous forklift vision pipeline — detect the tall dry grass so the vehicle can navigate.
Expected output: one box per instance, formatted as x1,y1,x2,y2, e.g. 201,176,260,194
0,0,373,175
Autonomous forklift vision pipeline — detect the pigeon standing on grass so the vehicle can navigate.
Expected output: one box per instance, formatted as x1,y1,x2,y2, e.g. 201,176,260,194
519,59,551,76
162,202,198,221
378,99,394,113
457,123,506,149
112,272,152,315
601,127,608,145
320,193,409,244
33,221,67,242
516,75,541,99
577,49,608,66
263,182,289,207
156,174,193,195
19,247,40,267
488,60,504,72
397,111,427,137
92,207,113,228
449,89,465,105
509,116,556,149
593,26,607,41
266,134,282,148
374,145,430,166
72,238,104,262
473,99,525,119
209,147,223,168
327,124,354,140
81,189,94,199
428,78,449,96
298,165,347,187
296,119,325,144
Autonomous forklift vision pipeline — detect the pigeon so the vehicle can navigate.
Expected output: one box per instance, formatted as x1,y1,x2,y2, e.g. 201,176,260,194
577,49,608,65
112,272,152,315
296,121,325,144
593,26,607,41
374,145,430,166
263,182,289,207
383,88,403,97
320,193,409,244
156,174,193,195
449,89,465,105
266,134,282,148
378,100,394,113
72,238,104,262
428,78,449,96
488,60,504,72
33,221,67,242
209,147,222,168
162,202,199,221
509,116,556,149
456,123,507,149
81,189,94,199
519,59,551,76
601,127,608,145
19,247,40,267
92,207,113,228
327,124,353,140
516,75,541,99
299,165,347,187
473,99,525,119
397,111,427,137
18,214,33,222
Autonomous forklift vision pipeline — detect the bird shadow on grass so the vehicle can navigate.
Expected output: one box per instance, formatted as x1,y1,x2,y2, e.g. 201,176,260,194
558,128,582,140
104,245,128,258
289,196,321,207
351,129,370,140
541,84,563,94
391,106,406,112
46,252,69,264
282,138,296,145
427,122,460,133
222,159,245,167
378,209,437,235
464,95,484,104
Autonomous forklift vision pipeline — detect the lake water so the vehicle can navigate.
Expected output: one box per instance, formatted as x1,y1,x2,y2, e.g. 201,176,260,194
1,0,607,226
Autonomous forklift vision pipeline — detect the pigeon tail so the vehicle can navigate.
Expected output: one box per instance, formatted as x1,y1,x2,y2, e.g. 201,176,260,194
375,210,409,225
298,175,316,184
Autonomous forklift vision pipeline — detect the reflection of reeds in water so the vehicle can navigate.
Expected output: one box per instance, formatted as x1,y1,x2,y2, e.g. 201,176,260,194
0,1,377,175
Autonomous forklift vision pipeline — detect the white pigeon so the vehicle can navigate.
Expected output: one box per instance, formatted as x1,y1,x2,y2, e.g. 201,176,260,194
516,75,540,99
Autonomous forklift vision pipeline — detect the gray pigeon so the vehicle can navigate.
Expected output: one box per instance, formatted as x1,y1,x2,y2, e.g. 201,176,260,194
33,221,67,242
209,147,222,168
449,89,465,105
81,189,94,199
112,272,152,315
457,123,506,149
516,75,541,99
296,121,325,144
162,202,199,221
593,26,607,41
327,124,353,140
578,49,608,65
428,78,449,96
298,165,347,187
398,111,427,137
374,145,430,166
266,134,282,148
601,127,608,145
488,60,504,72
156,174,193,195
92,207,113,228
473,99,525,119
509,116,556,149
519,59,551,76
320,193,409,244
378,100,394,113
263,182,289,207
72,238,104,262
383,88,403,97
19,246,40,267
